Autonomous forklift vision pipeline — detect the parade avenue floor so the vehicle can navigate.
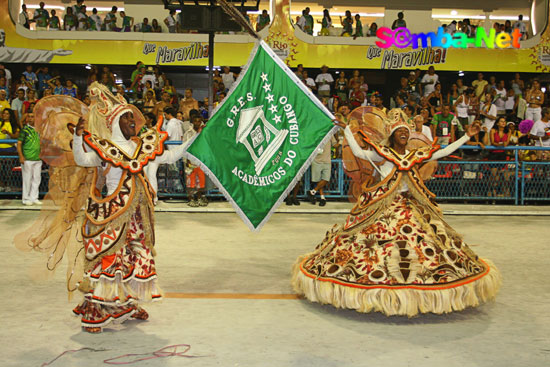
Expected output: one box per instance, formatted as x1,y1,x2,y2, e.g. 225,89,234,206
1,203,549,367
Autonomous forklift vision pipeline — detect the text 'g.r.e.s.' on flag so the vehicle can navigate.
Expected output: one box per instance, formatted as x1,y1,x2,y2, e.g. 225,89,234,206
185,40,337,231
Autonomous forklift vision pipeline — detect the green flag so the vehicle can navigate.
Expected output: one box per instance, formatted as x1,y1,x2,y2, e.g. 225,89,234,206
186,41,336,230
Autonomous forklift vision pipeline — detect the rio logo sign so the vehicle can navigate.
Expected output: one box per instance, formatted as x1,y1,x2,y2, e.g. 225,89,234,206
376,27,522,49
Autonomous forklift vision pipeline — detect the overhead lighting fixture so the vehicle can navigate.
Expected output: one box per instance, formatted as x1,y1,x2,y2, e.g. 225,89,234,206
432,14,486,20
490,15,529,20
85,64,91,70
531,1,537,35
451,10,458,16
458,71,465,77
26,5,125,12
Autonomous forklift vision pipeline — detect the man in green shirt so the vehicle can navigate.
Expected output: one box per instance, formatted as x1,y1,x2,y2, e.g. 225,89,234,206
33,2,50,31
303,7,314,35
431,104,457,145
17,111,42,205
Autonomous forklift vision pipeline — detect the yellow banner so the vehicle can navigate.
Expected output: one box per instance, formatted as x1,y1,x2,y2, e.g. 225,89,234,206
1,0,550,72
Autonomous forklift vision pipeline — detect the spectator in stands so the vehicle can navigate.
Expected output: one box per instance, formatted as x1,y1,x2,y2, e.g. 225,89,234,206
0,64,12,88
302,71,316,92
73,0,85,15
23,90,37,115
162,107,185,193
513,14,527,40
349,82,365,109
11,89,25,122
294,64,304,80
494,80,507,116
221,66,236,91
63,7,77,31
179,88,199,121
525,79,544,122
335,72,348,102
19,4,31,29
302,7,313,35
489,116,511,196
353,14,363,39
162,78,177,104
447,83,460,107
23,65,37,89
340,10,353,36
318,9,331,36
295,10,305,31
485,75,497,96
368,22,378,37
427,82,443,113
0,90,10,114
413,114,433,141
48,9,60,31
0,108,18,191
153,66,164,93
186,115,207,207
33,2,50,31
347,70,360,89
0,76,8,100
511,72,524,97
529,107,550,148
164,10,177,33
104,6,118,31
77,5,89,31
137,18,152,32
431,103,455,145
359,75,368,95
374,95,386,114
407,70,421,101
463,120,487,165
17,110,42,205
63,7,78,31
446,20,457,35
420,107,431,126
140,66,155,90
504,20,512,34
505,88,518,121
472,72,488,98
480,93,497,131
315,65,333,98
36,66,51,97
142,89,156,115
130,65,146,96
62,79,78,98
456,78,467,94
153,91,172,117
119,11,134,32
47,76,63,95
88,8,101,31
455,88,472,128
421,66,438,97
256,10,270,32
151,19,162,33
391,12,406,29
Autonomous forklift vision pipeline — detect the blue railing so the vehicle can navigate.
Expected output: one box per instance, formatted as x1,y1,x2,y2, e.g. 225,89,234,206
1,138,549,204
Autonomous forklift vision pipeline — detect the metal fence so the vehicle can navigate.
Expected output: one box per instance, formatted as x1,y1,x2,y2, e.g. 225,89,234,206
2,138,549,204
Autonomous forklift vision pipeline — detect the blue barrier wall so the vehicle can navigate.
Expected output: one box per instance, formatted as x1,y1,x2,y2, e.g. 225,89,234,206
1,139,549,204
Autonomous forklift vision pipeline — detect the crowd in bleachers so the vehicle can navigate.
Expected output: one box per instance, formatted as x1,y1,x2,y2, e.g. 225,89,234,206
1,59,550,202
19,2,531,40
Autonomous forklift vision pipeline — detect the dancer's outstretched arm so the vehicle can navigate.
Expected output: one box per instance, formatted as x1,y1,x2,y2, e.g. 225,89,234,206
335,120,384,163
73,117,102,167
429,124,480,161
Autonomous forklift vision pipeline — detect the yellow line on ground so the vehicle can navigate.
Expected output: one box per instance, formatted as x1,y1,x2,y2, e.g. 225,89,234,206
164,292,300,300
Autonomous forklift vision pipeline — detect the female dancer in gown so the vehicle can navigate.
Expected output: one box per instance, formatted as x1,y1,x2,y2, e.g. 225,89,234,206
292,108,501,317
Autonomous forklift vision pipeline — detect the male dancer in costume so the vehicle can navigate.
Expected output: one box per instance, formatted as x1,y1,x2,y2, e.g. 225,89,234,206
17,83,190,333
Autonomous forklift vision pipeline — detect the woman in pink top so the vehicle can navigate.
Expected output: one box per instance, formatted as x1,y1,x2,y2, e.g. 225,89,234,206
489,117,511,197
